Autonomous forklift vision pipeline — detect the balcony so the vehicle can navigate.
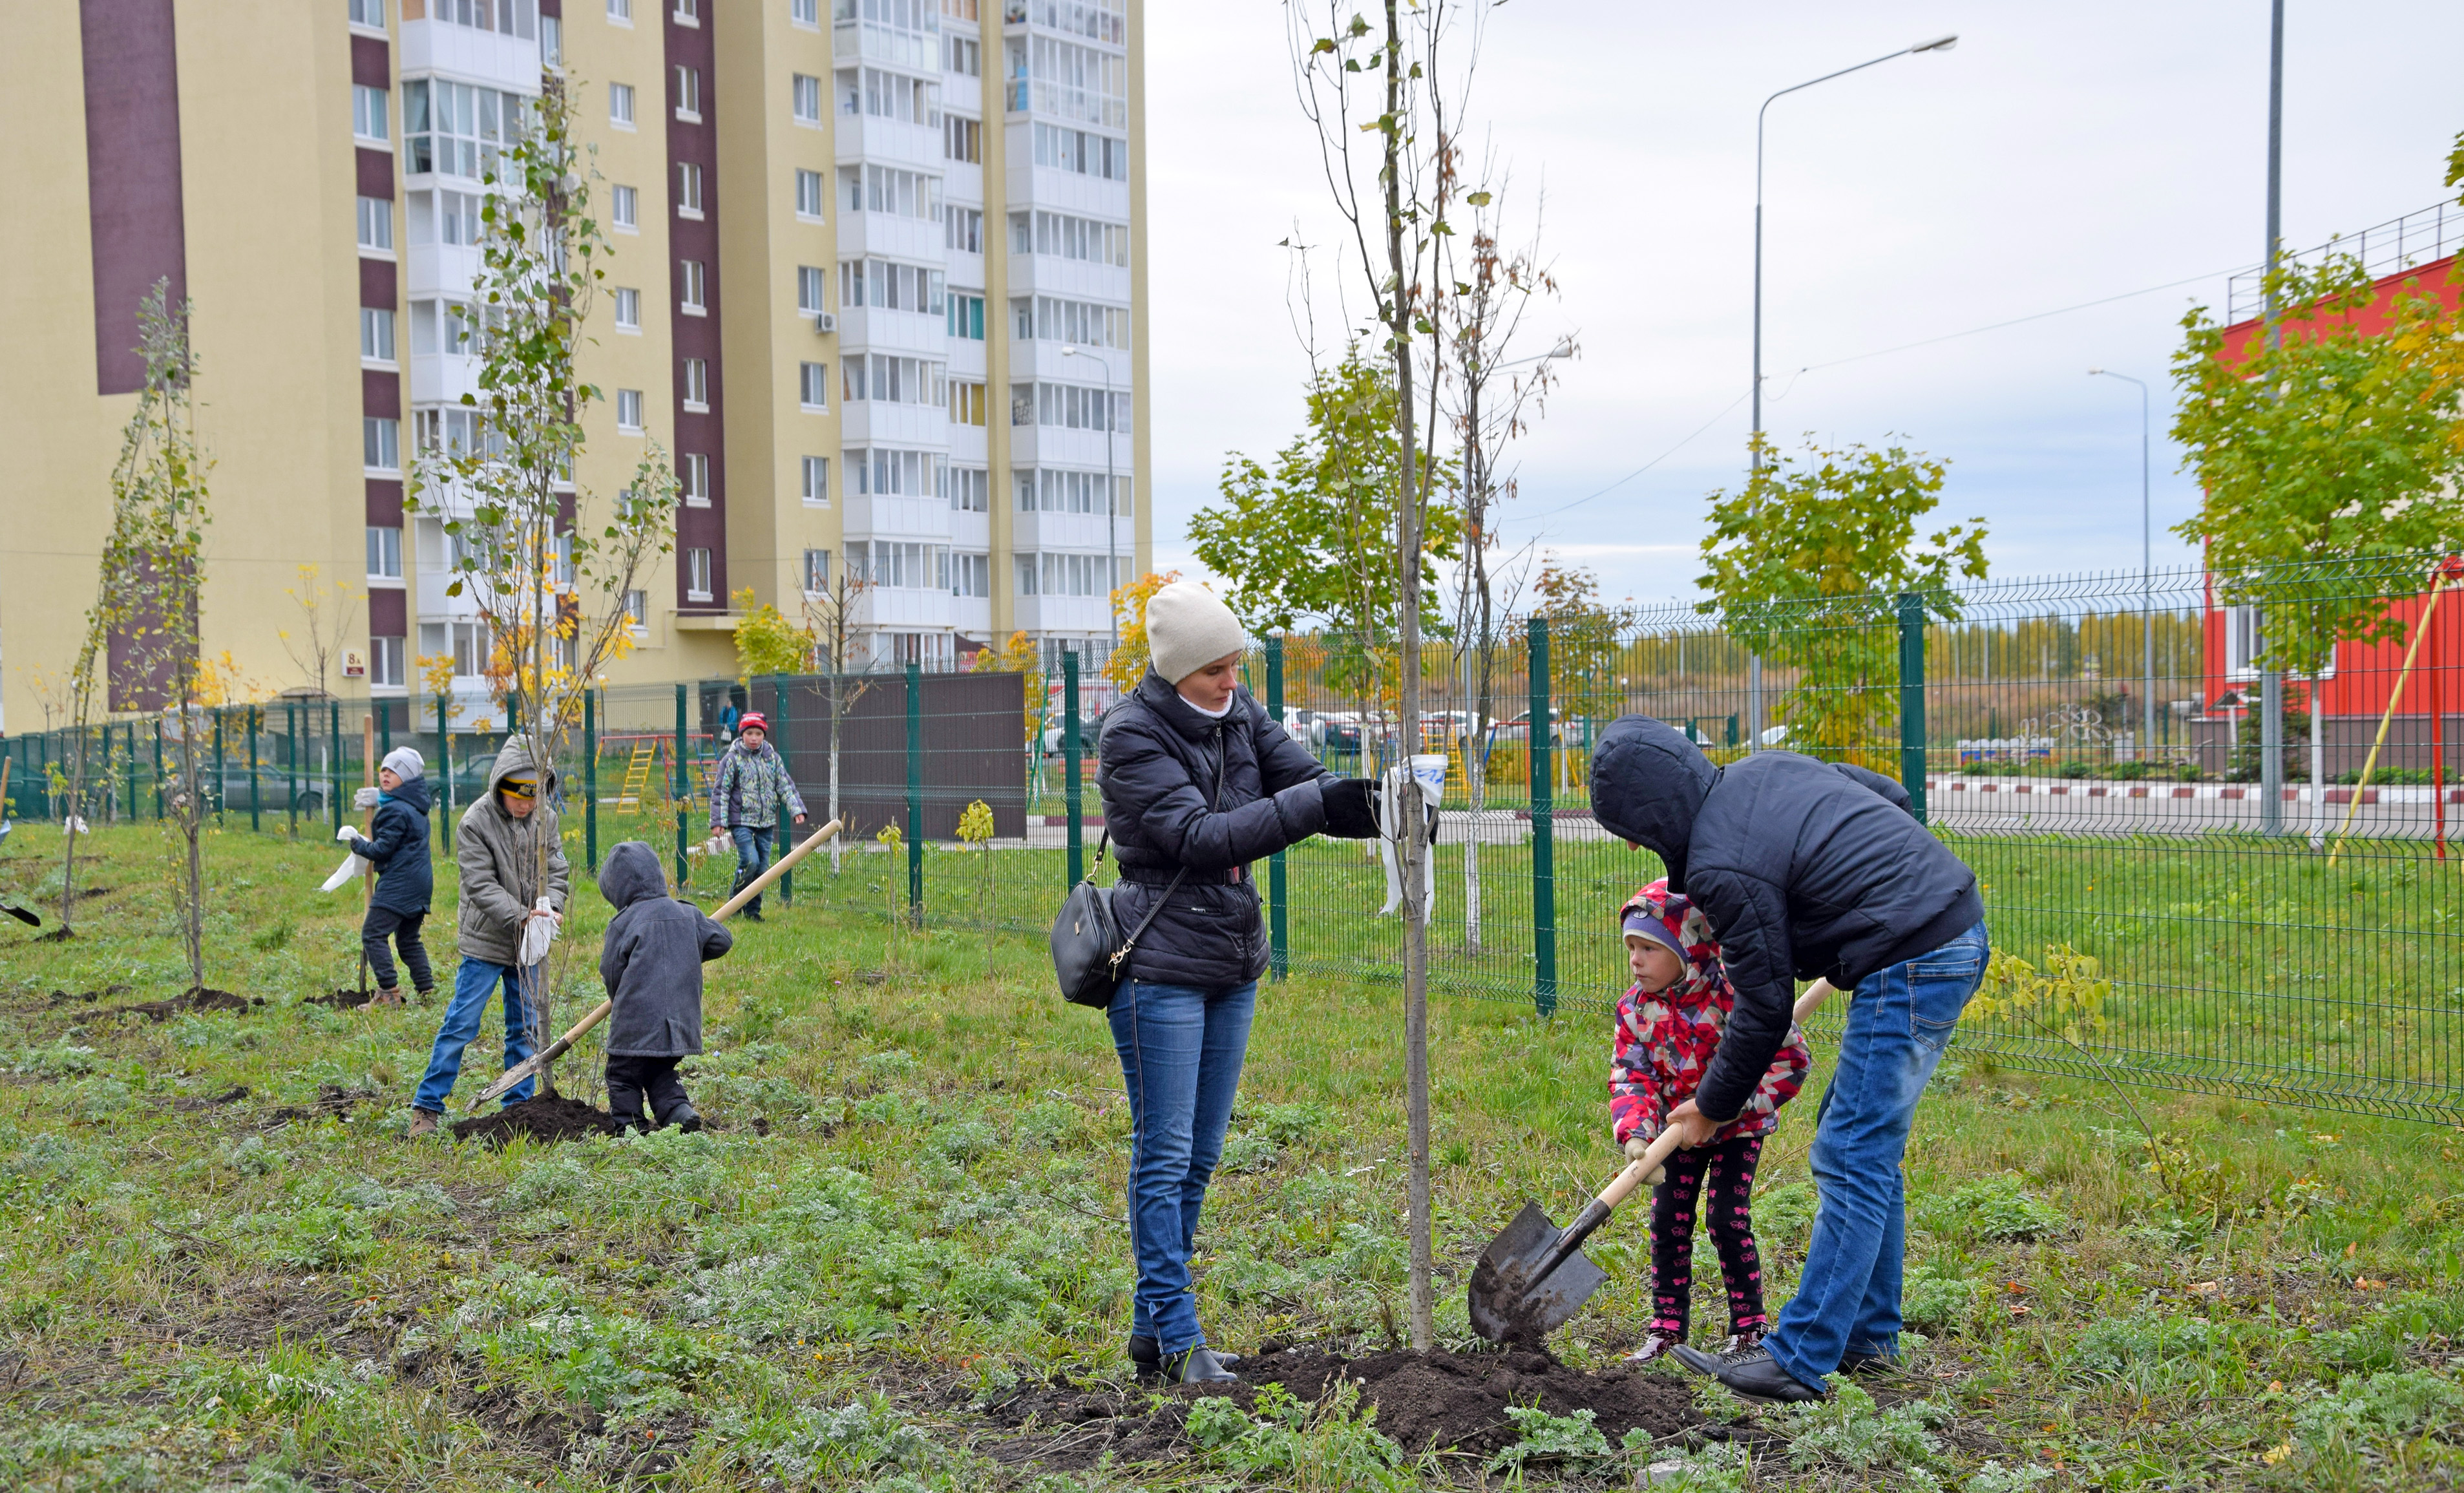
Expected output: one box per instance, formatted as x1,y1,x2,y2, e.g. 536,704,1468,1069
1003,254,1128,302
852,586,957,631
841,493,953,541
406,353,481,408
1011,594,1112,633
833,18,940,74
1007,425,1128,469
833,211,947,264
406,243,484,299
1013,509,1121,553
839,401,949,447
836,306,949,356
2226,199,2464,326
401,19,543,93
1007,341,1128,383
836,114,941,170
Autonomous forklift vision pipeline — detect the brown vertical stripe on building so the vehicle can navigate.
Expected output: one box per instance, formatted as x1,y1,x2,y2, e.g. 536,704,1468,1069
366,478,405,527
79,0,187,397
356,147,397,200
363,370,401,419
359,257,398,311
536,0,560,14
368,589,407,637
668,0,726,611
350,35,391,88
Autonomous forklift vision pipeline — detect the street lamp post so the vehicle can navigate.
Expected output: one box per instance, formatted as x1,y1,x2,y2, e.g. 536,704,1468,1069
1752,34,1957,469
1059,344,1121,664
2090,368,2157,752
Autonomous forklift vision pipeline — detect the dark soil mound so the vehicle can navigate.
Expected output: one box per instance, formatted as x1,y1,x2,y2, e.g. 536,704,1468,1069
115,986,262,1021
172,1084,250,1112
307,987,379,1009
452,1095,624,1147
49,984,130,1006
983,1343,1703,1468
265,1083,377,1127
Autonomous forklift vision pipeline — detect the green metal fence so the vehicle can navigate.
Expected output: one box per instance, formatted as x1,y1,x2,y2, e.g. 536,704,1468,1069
6,561,2459,1122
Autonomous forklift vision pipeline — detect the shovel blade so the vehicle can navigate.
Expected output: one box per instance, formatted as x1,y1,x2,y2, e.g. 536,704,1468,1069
1468,1200,1610,1344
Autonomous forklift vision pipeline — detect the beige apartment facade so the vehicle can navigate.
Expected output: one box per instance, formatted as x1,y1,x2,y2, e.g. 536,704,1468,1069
0,0,1148,734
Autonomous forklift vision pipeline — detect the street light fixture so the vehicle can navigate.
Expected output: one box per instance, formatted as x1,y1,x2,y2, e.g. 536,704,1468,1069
1753,35,1958,468
2089,368,2157,753
1057,343,1122,661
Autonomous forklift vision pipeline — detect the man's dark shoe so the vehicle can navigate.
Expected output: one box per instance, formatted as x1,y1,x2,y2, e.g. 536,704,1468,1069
1838,1349,1898,1378
1670,1344,1826,1403
1161,1346,1239,1384
1128,1334,1161,1379
740,907,764,922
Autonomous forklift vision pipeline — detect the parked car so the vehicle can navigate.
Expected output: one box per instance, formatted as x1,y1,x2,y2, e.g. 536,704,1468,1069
1040,711,1106,757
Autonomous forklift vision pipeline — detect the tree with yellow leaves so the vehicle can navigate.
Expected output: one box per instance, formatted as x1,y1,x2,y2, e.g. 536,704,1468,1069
1104,570,1180,694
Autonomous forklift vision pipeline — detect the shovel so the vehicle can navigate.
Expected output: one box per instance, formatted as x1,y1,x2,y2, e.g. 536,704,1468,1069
464,818,842,1111
1470,1127,1687,1344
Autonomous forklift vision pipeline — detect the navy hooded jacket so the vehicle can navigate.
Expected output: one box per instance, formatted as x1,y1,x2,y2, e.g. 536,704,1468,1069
1590,715,1983,1122
596,840,733,1057
347,774,433,916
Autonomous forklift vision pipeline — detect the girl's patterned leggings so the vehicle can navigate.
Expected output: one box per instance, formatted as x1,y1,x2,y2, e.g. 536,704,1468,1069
1648,1132,1767,1339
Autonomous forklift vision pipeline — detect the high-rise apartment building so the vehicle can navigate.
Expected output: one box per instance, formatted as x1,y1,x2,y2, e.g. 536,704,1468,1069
0,0,1146,732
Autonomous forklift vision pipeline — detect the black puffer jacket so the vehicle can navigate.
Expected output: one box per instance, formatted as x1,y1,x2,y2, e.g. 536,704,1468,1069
346,775,433,916
1590,715,1985,1121
1096,670,1334,988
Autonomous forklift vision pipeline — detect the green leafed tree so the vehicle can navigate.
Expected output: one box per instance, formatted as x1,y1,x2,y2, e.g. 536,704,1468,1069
1696,436,1986,769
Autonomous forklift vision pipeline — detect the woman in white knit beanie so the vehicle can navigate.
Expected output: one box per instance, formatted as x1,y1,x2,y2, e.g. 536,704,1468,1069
1089,581,1385,1384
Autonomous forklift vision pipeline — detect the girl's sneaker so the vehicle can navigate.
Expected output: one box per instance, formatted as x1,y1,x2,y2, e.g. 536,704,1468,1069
1624,1329,1685,1364
1720,1329,1764,1357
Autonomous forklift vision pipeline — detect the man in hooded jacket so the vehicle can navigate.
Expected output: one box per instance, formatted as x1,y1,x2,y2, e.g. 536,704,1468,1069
1590,715,1987,1401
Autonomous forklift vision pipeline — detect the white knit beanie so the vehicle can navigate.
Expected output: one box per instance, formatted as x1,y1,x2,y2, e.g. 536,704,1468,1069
1144,581,1246,685
382,746,426,782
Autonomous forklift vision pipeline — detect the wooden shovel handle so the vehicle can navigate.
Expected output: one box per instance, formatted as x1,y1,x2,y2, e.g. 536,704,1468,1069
711,818,842,920
1599,1128,1688,1211
1792,977,1838,1025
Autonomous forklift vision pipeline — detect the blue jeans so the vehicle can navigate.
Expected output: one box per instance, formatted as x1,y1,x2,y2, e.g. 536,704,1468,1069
412,957,543,1114
1108,979,1258,1355
1764,921,1989,1392
729,823,774,912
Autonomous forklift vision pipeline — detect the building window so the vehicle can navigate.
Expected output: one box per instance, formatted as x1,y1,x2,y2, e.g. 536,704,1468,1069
1015,467,1132,516
607,0,630,20
795,168,826,220
847,447,947,499
366,525,403,579
680,452,710,505
945,207,982,254
839,65,938,126
681,357,710,410
609,81,635,127
406,189,486,246
943,114,980,164
421,0,536,36
613,287,640,330
840,164,942,223
370,635,405,688
674,65,701,120
846,540,952,590
947,465,989,511
356,196,394,252
792,74,821,125
553,531,577,586
625,588,648,629
837,258,945,313
1011,381,1131,433
1030,122,1129,182
798,361,828,410
843,354,947,408
1011,30,1128,119
951,553,990,598
350,0,386,27
542,14,562,65
1014,551,1121,598
673,0,699,23
1013,295,1130,350
803,547,830,593
790,0,819,27
616,388,646,431
1011,208,1131,268
676,161,704,217
679,258,706,313
612,184,638,231
405,81,527,178
801,456,830,505
352,85,390,143
946,292,984,340
796,265,827,315
360,308,396,363
685,547,713,602
364,416,400,472
406,299,479,355
942,0,978,19
949,379,985,427
945,34,980,76
414,406,494,457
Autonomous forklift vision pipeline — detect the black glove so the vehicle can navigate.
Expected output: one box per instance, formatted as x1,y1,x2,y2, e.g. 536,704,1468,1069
1321,778,1380,838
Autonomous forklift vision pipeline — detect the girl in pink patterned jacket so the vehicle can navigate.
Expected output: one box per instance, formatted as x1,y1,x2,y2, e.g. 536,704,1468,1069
1612,878,1812,1363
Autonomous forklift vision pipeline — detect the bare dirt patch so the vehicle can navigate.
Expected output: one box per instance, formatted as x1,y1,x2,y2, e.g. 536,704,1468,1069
451,1094,625,1147
263,1083,380,1128
112,986,262,1021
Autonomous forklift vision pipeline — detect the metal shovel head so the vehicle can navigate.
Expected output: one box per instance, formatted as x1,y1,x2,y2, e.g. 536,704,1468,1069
1468,1200,1609,1343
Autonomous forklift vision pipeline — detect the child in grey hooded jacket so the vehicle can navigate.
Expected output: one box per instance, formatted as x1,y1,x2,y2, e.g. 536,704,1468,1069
595,840,733,1132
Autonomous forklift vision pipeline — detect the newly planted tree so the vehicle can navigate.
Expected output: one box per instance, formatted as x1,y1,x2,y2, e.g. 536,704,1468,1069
799,564,875,873
408,78,682,1092
276,565,363,699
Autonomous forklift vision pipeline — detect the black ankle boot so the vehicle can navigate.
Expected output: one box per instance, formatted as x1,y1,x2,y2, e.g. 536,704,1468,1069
1128,1335,1161,1379
1161,1345,1239,1384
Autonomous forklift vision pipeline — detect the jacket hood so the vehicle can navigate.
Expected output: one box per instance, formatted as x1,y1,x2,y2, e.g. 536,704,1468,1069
1619,878,1726,1011
1133,667,1249,743
1590,715,1717,892
485,734,560,800
381,776,433,814
598,840,668,910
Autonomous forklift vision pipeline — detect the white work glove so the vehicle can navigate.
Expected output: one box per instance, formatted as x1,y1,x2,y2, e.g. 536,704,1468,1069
354,786,381,809
321,853,370,892
336,824,361,843
517,897,560,965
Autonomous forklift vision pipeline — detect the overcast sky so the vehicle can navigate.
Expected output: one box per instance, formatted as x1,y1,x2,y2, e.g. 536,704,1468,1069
1139,1,2464,613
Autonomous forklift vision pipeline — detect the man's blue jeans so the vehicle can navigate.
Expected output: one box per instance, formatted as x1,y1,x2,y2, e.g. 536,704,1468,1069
729,823,775,913
1764,921,1989,1393
412,957,543,1114
1108,979,1258,1356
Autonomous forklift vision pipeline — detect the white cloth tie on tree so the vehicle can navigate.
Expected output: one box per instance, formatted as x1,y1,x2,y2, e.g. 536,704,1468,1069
518,897,560,965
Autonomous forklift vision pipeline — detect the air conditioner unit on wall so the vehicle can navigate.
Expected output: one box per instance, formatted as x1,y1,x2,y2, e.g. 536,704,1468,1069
813,312,837,334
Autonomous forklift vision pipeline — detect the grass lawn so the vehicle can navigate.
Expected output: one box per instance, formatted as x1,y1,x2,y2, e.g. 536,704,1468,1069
2,825,2461,1490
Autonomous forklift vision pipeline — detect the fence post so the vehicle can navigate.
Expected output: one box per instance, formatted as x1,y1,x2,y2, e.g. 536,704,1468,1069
247,708,261,833
774,675,791,906
583,686,598,873
1529,617,1557,1017
285,703,299,837
211,708,224,825
673,683,690,890
329,700,343,831
125,722,138,823
905,662,923,927
1063,652,1083,887
1266,635,1288,982
1747,653,1764,752
152,718,165,819
1897,591,1930,825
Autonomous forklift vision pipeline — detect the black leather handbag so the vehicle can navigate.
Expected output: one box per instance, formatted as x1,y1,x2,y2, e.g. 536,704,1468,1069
1049,730,1220,1010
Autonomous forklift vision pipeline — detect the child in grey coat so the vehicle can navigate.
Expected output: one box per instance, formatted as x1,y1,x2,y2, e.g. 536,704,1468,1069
595,841,733,1133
